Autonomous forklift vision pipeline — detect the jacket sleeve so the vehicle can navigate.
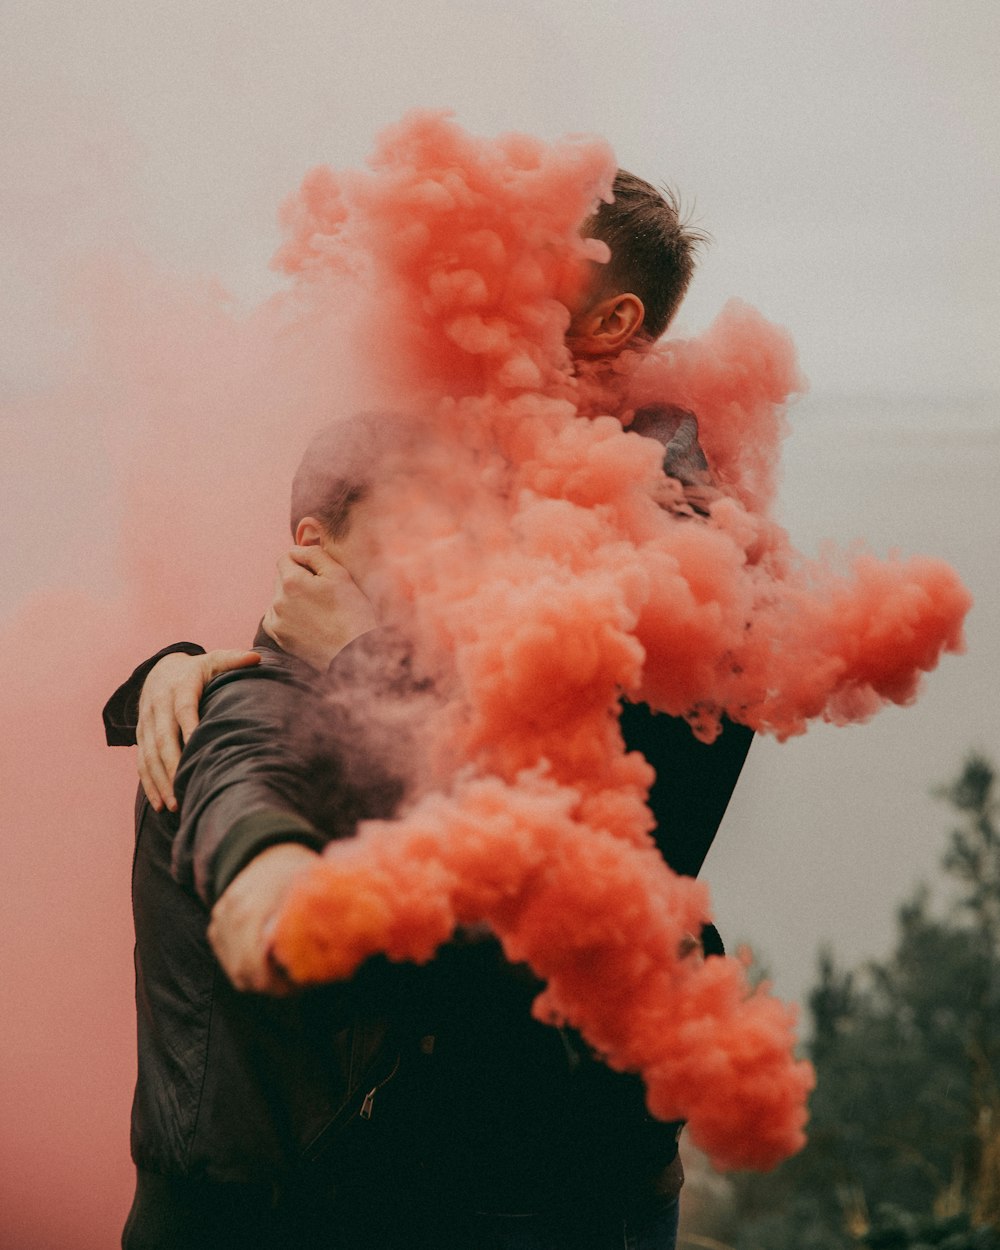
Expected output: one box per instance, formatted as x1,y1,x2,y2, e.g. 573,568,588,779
619,703,754,879
103,642,207,745
171,662,330,908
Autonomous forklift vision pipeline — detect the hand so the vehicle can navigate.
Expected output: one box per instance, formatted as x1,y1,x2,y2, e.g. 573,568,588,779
262,545,378,672
208,843,320,994
138,649,261,813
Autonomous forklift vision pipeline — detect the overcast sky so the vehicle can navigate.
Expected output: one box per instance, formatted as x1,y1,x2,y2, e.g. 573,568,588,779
3,0,998,400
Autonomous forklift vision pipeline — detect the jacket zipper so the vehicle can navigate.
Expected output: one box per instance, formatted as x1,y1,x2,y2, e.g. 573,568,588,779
359,1051,402,1121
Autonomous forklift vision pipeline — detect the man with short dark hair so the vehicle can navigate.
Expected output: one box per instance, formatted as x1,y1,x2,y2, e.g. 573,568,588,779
571,170,703,349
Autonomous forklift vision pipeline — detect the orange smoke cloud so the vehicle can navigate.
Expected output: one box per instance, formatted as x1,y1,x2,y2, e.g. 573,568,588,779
266,112,969,1169
276,771,812,1170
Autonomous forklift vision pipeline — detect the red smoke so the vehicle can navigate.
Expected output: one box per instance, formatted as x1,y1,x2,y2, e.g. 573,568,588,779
0,206,388,1245
265,111,970,1169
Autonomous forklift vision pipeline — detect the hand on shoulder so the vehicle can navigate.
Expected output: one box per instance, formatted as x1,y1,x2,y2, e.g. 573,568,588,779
138,649,260,812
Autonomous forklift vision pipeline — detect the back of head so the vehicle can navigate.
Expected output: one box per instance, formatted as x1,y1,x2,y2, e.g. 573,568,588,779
290,413,405,539
587,171,704,342
290,423,367,540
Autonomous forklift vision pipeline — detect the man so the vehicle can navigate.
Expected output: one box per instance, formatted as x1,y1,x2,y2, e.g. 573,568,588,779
106,172,754,1248
110,456,427,1250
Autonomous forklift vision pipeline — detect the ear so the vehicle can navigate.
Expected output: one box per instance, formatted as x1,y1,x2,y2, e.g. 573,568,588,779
295,517,324,547
569,292,646,356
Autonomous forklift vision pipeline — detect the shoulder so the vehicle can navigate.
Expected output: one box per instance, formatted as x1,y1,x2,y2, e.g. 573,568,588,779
194,647,320,735
204,646,314,700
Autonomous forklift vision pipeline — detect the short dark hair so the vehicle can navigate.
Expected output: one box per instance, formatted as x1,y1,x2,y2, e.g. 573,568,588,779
586,170,705,341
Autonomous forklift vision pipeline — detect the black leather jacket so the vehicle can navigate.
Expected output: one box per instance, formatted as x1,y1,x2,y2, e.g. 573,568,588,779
117,637,404,1185
106,631,752,1208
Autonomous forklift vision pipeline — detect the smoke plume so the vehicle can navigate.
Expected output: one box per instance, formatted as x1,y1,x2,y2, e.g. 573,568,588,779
261,111,970,1170
0,109,971,1244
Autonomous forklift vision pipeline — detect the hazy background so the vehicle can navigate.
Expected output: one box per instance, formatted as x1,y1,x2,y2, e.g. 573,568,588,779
2,2,997,1245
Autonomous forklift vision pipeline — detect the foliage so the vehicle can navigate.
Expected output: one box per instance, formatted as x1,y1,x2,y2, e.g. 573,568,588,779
862,1204,1000,1249
708,754,1000,1249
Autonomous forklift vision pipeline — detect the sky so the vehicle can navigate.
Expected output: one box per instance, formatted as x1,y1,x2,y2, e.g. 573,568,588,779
1,2,997,1245
4,0,998,401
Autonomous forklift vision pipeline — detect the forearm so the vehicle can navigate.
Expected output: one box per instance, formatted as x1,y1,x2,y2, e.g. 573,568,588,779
204,805,326,906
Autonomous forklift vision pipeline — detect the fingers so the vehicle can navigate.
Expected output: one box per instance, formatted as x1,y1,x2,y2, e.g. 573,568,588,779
203,648,261,679
137,696,180,813
137,747,170,813
264,948,298,998
270,555,320,613
286,545,323,574
274,548,355,600
136,649,260,814
154,698,184,808
206,921,294,995
138,697,185,813
287,544,336,574
275,552,315,590
285,545,354,582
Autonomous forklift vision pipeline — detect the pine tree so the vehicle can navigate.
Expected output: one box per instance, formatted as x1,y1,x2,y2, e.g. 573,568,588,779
936,757,1000,1228
711,755,1000,1250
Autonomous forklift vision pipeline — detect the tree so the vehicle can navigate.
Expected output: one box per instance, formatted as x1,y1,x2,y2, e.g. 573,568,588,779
936,757,1000,1229
707,755,1000,1250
